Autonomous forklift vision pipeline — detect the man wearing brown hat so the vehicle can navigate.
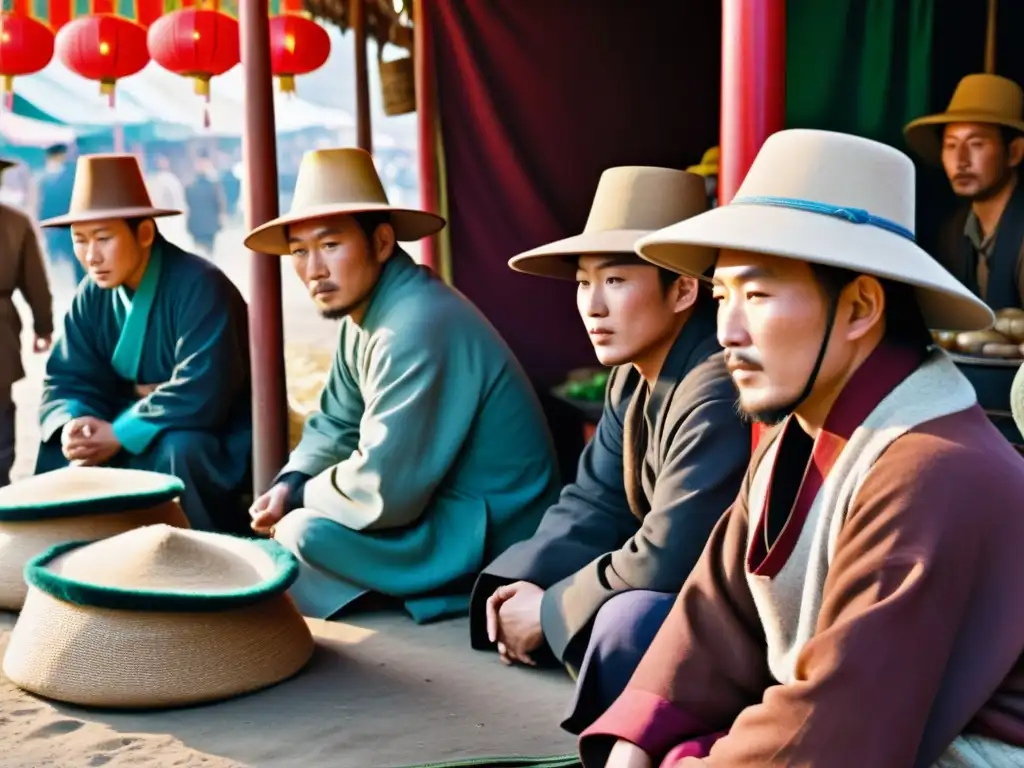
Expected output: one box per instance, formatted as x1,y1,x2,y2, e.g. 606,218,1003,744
905,73,1024,311
0,157,53,487
468,167,749,733
244,147,560,625
34,154,252,533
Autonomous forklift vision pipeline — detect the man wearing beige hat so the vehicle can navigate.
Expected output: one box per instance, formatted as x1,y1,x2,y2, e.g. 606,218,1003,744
905,73,1024,311
34,154,252,533
468,166,749,734
578,129,1024,768
244,147,560,625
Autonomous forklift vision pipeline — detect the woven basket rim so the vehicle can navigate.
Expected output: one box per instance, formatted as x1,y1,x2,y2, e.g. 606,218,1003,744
0,473,185,523
24,536,299,613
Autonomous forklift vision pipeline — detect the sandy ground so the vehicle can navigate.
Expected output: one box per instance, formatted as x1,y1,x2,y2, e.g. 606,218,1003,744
0,228,580,767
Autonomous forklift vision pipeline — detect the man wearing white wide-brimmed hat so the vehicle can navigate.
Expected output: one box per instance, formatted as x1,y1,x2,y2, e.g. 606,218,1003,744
905,73,1024,311
468,166,749,734
578,129,1024,768
244,147,560,625
34,154,252,534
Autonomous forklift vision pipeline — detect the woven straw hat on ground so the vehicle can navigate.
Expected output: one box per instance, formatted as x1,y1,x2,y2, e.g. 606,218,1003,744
39,154,182,228
244,147,446,255
0,467,190,612
3,524,314,709
508,166,711,280
904,74,1024,165
634,128,994,332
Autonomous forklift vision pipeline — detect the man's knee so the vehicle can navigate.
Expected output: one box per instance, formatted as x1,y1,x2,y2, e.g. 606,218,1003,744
145,430,211,470
274,509,337,563
590,590,675,656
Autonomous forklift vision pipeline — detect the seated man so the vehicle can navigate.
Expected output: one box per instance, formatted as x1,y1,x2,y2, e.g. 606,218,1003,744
469,166,749,733
580,129,1024,767
245,148,561,624
35,154,252,534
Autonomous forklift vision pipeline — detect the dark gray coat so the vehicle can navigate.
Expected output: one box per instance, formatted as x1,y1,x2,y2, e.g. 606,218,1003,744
469,305,750,665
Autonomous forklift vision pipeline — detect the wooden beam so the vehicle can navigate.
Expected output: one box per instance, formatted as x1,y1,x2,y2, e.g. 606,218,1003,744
353,0,373,153
413,0,438,273
240,0,288,494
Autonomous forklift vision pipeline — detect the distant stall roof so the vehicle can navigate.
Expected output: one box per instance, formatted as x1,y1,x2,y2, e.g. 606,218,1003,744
303,0,412,49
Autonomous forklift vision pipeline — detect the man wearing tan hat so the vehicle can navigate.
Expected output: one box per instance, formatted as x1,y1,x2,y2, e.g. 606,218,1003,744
244,147,560,625
905,73,1024,311
0,156,53,487
577,129,1024,768
468,166,749,734
34,154,253,533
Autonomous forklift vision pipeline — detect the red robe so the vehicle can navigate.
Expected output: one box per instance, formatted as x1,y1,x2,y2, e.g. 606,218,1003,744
579,342,1024,767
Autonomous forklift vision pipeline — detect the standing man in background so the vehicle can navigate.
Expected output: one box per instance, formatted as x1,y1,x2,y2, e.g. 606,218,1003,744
0,155,53,485
37,143,81,285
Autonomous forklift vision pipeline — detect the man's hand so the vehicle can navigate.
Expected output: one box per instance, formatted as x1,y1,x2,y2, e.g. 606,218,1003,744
249,483,290,536
606,740,653,768
33,334,51,353
61,416,121,467
134,382,161,398
485,581,544,667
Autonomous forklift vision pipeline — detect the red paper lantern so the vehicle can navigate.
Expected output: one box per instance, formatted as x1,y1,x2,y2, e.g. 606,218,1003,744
0,13,56,111
269,13,330,95
55,15,149,107
147,8,240,101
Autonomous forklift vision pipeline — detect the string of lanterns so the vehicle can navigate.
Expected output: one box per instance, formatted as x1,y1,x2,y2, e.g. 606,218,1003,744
0,4,332,125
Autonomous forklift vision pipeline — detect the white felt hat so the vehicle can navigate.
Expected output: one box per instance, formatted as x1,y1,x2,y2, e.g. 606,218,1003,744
508,166,712,280
634,129,995,332
3,524,315,709
0,467,190,611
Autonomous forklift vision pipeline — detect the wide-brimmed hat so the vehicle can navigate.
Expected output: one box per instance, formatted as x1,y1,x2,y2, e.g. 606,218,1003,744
244,147,446,255
686,146,719,177
0,467,190,611
904,74,1024,164
40,154,182,228
3,524,315,709
634,128,994,332
508,166,711,280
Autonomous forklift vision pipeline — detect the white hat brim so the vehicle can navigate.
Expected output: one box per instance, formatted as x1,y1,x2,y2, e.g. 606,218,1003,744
508,229,659,280
244,203,446,255
635,202,995,332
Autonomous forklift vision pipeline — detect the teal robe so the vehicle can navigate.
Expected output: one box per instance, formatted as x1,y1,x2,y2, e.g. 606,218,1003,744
35,237,252,532
273,251,560,623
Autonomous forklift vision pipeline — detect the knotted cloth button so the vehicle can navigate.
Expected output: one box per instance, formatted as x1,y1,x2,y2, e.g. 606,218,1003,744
833,207,870,224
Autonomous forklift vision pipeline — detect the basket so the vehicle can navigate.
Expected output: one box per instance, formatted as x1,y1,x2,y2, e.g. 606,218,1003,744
380,48,416,116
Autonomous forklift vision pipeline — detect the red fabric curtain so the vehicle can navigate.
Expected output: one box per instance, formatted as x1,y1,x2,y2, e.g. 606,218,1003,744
428,0,722,387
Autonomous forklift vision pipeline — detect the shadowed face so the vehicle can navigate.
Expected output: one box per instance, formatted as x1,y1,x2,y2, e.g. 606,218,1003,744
575,254,697,368
712,249,886,425
71,218,154,290
941,122,1023,200
288,214,396,321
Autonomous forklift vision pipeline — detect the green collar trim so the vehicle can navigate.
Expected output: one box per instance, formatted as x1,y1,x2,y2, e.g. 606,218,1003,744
25,537,300,613
0,476,186,522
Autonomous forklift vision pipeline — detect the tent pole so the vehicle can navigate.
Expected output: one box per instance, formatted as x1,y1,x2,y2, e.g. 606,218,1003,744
240,0,287,494
719,0,786,205
353,0,373,153
985,0,998,74
720,0,786,451
413,0,440,273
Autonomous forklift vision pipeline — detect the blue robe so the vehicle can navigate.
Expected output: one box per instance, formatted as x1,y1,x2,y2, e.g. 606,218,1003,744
35,236,252,532
272,251,561,623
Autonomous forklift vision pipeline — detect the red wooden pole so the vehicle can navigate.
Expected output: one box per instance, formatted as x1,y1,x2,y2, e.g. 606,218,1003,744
719,0,786,205
240,0,287,494
413,0,439,272
720,0,785,451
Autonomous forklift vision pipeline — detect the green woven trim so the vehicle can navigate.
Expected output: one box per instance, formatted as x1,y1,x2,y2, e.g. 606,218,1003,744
0,476,186,523
24,538,300,613
392,755,580,768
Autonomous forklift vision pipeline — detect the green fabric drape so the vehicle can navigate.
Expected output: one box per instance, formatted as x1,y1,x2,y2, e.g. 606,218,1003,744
786,0,934,149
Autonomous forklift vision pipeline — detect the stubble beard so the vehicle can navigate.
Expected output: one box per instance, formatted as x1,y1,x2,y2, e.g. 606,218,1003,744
734,394,801,428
